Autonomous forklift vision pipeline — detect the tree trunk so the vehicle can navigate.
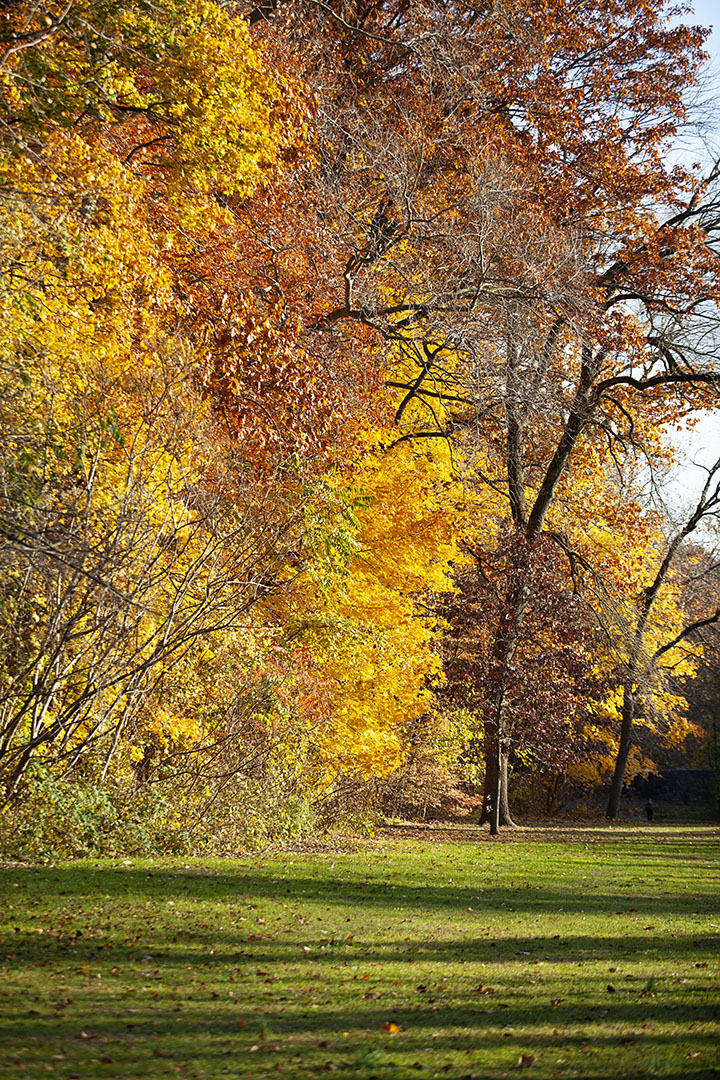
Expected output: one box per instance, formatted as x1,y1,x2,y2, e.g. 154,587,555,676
480,740,500,833
499,749,514,825
481,736,515,832
607,684,635,819
482,559,527,832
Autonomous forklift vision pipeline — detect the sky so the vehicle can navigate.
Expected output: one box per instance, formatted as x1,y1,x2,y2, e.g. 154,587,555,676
689,0,717,56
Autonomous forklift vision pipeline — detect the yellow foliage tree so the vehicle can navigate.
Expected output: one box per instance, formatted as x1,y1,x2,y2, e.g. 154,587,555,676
289,434,471,783
0,0,312,794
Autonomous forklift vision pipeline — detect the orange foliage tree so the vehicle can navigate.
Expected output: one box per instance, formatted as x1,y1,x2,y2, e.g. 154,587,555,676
247,0,720,828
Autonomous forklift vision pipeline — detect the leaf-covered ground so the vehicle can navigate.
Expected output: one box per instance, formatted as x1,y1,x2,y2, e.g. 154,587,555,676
1,824,719,1079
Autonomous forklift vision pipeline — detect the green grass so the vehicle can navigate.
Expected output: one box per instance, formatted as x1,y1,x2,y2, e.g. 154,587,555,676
1,824,719,1079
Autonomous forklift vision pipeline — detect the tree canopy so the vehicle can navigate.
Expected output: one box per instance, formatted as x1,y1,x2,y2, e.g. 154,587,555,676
1,0,719,851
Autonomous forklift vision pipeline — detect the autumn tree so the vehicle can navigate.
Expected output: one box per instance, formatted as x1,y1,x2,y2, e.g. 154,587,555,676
437,531,606,824
4,0,720,846
606,463,720,818
0,0,468,839
0,0,344,805
247,0,720,830
283,431,467,786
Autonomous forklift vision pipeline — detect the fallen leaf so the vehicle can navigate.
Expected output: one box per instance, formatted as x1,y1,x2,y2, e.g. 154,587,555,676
381,1022,401,1034
517,1054,536,1067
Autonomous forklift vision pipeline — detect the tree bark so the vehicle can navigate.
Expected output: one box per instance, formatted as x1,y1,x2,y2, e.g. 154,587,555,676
499,749,514,825
606,684,635,819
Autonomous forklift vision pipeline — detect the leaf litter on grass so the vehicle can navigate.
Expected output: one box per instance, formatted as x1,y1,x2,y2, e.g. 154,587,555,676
0,828,719,1078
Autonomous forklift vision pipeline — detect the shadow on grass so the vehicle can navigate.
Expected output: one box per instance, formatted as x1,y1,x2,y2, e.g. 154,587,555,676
0,973,718,1080
1,862,717,914
1,847,718,1079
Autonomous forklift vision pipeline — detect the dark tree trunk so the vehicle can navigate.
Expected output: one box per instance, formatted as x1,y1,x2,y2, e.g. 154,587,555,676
482,555,527,832
480,757,496,826
606,685,635,819
480,746,514,831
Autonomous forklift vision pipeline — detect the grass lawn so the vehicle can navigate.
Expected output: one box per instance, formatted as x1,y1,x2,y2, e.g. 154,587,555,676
1,824,719,1079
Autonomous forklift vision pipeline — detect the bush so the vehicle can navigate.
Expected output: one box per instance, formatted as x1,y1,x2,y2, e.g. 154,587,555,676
182,776,320,853
0,760,329,860
0,769,193,860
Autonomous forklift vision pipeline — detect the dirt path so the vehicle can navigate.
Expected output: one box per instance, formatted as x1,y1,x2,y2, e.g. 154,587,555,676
375,819,720,844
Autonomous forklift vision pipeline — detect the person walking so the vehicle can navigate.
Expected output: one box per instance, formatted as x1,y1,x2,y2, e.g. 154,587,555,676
645,798,654,823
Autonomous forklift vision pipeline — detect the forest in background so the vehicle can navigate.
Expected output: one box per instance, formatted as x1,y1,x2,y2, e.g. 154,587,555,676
1,0,720,858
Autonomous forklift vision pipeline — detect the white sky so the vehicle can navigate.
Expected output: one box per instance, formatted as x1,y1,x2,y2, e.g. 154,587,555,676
689,0,718,56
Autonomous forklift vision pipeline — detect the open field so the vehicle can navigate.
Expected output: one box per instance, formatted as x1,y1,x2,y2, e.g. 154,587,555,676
1,824,719,1079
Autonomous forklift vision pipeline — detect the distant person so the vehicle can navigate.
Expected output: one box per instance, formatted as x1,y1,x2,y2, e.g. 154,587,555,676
645,799,654,823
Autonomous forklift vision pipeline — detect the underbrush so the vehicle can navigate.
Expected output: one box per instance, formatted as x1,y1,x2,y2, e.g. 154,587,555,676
0,767,325,860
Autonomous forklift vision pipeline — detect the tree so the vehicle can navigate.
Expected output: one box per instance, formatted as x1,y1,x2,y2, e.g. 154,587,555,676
287,431,466,785
606,461,720,818
0,0,460,819
4,0,720,841
438,531,603,824
0,0,344,801
250,0,720,829
0,353,319,795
